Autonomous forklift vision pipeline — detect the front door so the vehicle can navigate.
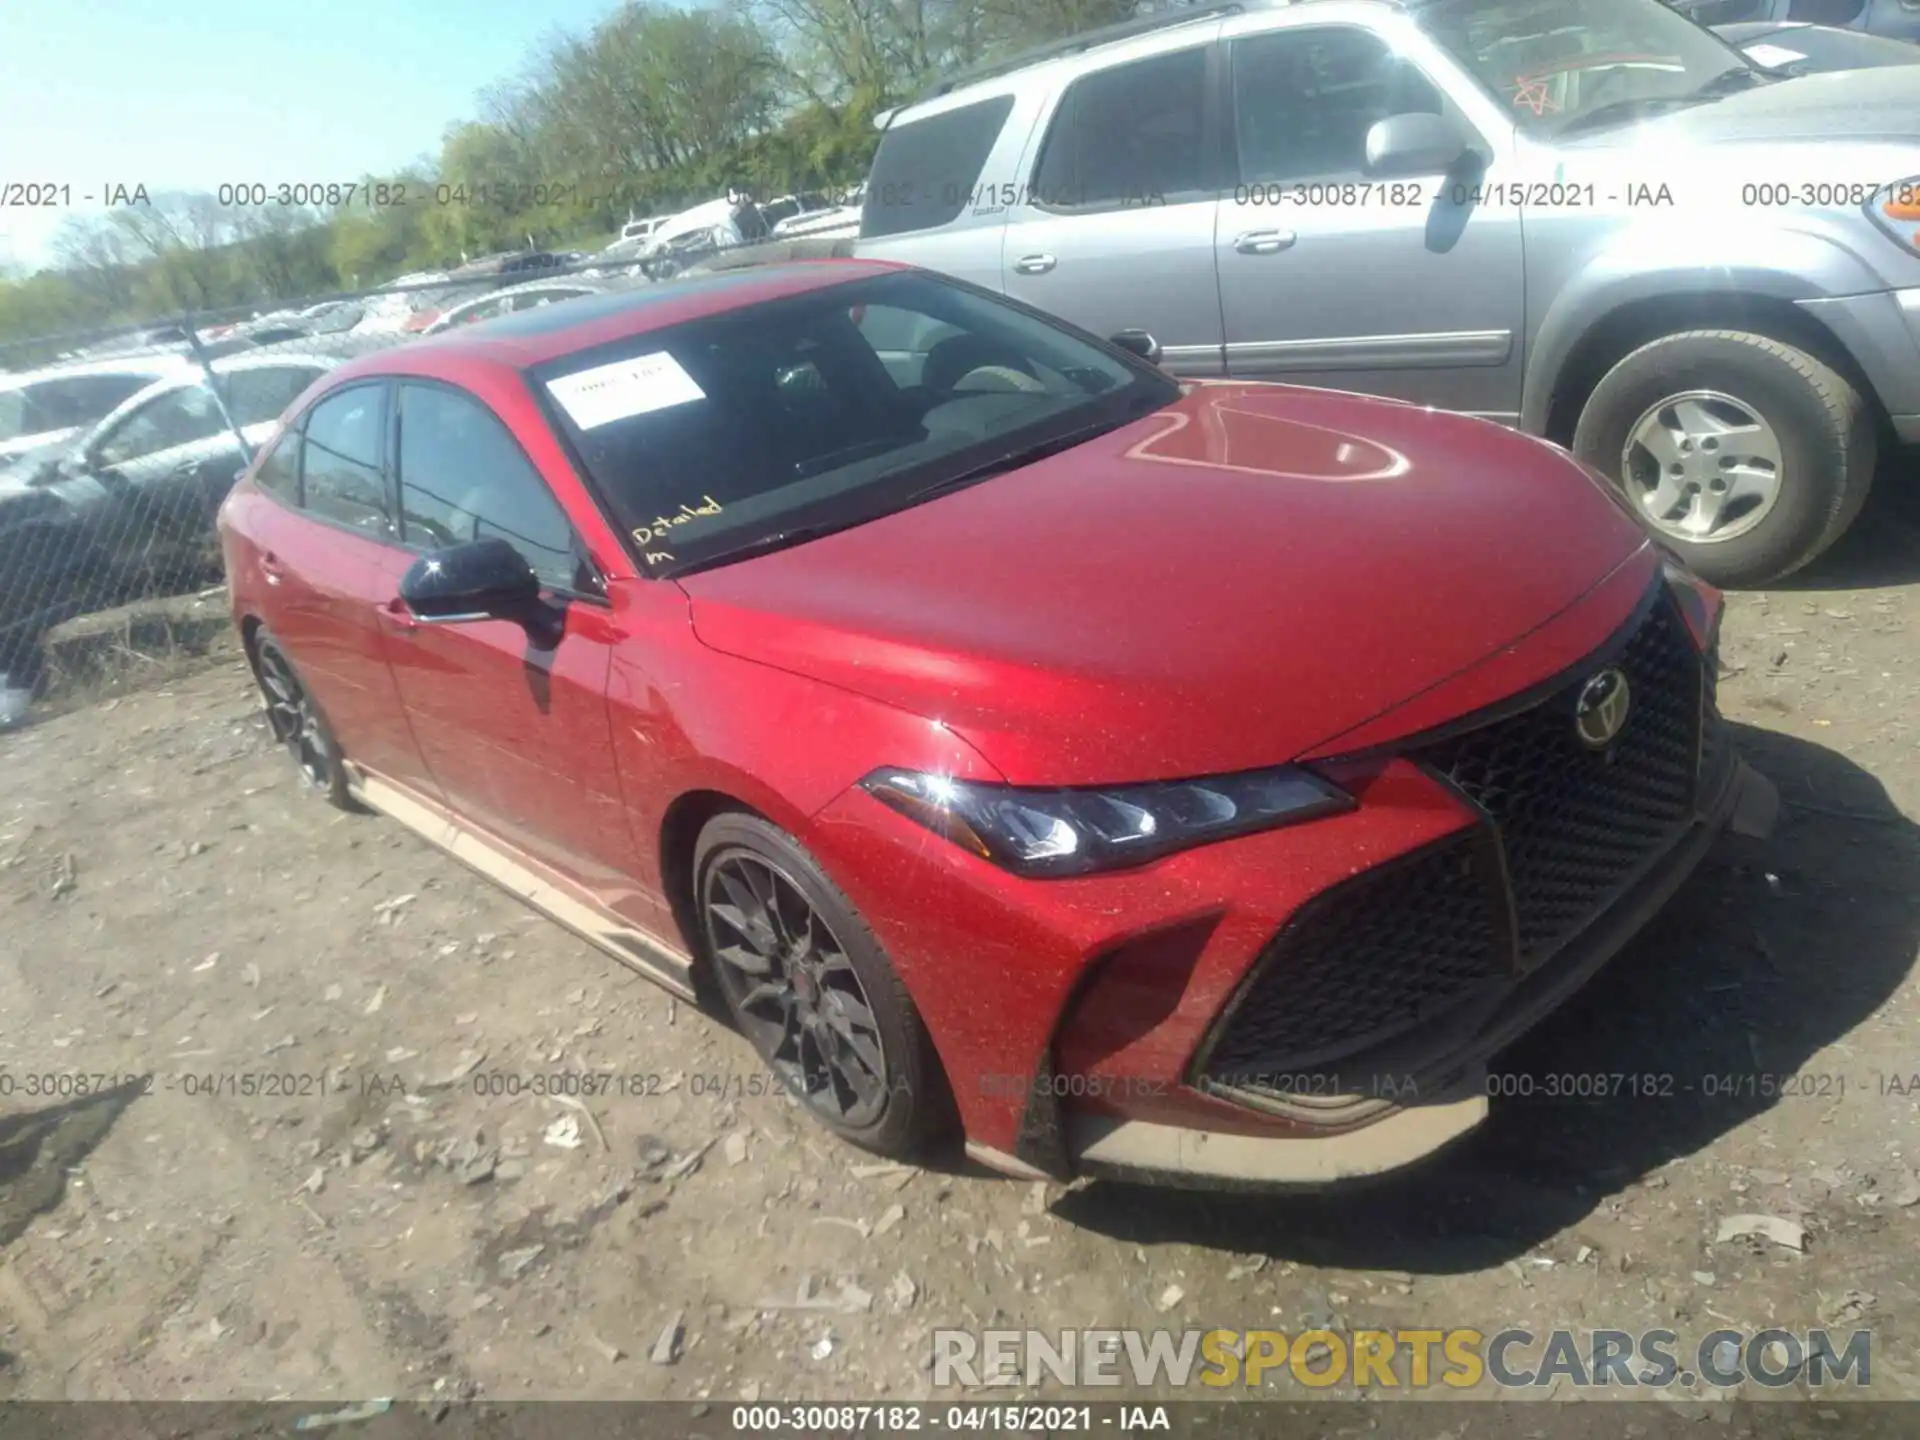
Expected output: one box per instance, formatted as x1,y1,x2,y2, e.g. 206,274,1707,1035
999,36,1230,378
373,379,644,916
1215,22,1527,420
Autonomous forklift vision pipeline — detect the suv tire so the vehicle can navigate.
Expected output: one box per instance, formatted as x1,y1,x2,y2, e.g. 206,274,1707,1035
1572,329,1875,587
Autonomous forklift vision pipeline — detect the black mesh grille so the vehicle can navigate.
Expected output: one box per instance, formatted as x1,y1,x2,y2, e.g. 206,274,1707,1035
1198,591,1707,1092
1414,598,1703,965
1202,834,1505,1083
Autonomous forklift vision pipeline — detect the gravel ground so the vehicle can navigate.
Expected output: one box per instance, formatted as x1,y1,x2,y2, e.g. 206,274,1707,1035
0,507,1916,1410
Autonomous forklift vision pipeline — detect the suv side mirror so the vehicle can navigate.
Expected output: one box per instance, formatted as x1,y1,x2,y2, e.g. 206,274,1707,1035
1110,329,1163,365
399,536,541,623
1364,113,1469,178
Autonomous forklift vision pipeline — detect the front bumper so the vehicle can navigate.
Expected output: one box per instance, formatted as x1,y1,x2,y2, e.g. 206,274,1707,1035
807,567,1769,1188
1064,753,1775,1188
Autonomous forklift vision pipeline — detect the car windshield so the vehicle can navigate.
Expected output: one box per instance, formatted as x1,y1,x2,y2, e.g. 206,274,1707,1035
1413,0,1759,135
529,270,1177,577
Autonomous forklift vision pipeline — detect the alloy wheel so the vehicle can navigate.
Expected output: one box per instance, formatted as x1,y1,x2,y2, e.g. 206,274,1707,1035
256,648,333,791
1620,389,1784,545
701,849,891,1128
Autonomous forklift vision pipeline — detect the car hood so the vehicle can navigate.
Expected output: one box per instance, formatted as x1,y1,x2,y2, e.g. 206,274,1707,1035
679,383,1651,786
1573,65,1920,145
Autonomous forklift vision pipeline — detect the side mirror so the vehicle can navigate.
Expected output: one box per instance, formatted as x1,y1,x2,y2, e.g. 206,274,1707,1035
1364,112,1469,178
1110,329,1163,365
399,536,540,623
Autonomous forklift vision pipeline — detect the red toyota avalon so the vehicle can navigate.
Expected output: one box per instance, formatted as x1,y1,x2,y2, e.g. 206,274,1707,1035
218,260,1778,1187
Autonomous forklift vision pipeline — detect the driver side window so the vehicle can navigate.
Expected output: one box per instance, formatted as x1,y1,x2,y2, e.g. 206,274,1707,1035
94,383,227,467
394,383,584,593
1231,27,1446,186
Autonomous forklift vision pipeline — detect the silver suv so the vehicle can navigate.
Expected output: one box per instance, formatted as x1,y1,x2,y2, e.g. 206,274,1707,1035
853,0,1920,586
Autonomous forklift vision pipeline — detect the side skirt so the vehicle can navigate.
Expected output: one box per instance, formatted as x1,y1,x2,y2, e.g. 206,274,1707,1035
349,765,698,1002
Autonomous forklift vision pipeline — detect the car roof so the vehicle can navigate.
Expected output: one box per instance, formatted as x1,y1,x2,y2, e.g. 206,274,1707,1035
321,260,904,380
898,0,1386,112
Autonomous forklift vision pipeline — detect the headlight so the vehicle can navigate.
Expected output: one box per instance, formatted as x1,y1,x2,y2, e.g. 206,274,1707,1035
859,765,1353,877
1865,176,1920,255
1662,557,1722,654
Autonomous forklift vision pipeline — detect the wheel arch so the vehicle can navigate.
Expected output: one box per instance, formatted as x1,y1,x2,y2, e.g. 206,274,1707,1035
238,613,266,672
1535,289,1889,448
658,787,771,976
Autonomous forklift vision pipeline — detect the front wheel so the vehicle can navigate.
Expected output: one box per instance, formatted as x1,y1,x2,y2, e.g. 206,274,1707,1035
1572,329,1876,587
693,811,955,1158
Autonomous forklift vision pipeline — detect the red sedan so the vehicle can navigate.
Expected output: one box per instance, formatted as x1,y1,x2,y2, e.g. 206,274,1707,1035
218,260,1778,1186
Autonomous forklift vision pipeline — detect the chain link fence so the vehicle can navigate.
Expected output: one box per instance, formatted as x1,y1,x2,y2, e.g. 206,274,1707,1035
0,223,854,724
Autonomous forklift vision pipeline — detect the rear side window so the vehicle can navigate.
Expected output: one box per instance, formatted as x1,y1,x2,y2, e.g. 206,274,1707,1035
861,95,1016,240
301,386,391,536
253,426,302,504
1031,47,1214,210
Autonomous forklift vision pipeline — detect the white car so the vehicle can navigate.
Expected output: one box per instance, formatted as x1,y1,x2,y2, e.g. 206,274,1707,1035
0,355,195,467
771,185,865,240
418,280,612,335
349,271,454,336
640,197,770,278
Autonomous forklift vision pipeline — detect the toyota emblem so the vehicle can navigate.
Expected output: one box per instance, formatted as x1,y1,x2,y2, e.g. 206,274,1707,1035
1574,668,1632,750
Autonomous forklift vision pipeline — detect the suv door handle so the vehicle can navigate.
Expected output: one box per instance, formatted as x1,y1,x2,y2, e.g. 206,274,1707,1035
1233,230,1298,255
1013,253,1057,275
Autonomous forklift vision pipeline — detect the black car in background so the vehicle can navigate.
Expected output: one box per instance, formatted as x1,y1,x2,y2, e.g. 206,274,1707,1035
0,340,391,706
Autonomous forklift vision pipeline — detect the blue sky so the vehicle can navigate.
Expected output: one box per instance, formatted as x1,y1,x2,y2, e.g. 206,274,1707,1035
0,0,623,271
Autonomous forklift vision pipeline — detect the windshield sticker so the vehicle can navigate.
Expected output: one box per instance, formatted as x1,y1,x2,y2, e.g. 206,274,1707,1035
546,351,705,429
1742,44,1805,68
632,495,723,560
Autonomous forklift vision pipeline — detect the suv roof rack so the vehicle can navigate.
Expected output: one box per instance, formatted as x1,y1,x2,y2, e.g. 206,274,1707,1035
910,1,1253,105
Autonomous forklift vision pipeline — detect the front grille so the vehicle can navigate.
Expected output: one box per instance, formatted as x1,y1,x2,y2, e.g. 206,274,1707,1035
1202,832,1507,1084
1413,597,1702,964
1198,590,1706,1095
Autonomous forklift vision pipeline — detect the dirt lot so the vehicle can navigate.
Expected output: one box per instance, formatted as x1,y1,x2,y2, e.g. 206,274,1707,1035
1,510,1917,1411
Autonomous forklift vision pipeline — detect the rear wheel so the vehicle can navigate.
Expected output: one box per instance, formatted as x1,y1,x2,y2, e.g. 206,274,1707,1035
1571,329,1876,587
252,631,355,810
693,811,954,1158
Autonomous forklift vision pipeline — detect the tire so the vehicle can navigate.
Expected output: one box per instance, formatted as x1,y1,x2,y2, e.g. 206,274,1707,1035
1571,329,1876,587
250,630,357,811
692,811,956,1158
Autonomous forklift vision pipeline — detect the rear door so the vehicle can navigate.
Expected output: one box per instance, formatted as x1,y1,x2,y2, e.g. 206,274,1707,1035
999,33,1230,377
375,379,644,913
241,381,430,791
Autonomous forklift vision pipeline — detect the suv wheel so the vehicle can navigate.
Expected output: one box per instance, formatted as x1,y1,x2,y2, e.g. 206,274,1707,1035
1571,329,1875,587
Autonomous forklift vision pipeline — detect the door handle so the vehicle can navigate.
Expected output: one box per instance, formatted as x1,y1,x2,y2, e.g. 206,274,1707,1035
259,551,284,586
1233,230,1298,255
375,597,417,631
1013,253,1057,275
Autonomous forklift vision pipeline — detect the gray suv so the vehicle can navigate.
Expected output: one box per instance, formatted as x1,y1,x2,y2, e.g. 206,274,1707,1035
853,0,1920,586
